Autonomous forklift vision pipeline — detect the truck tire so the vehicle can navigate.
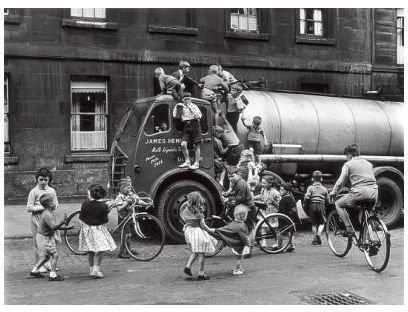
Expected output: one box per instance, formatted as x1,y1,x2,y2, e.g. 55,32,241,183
376,177,403,229
157,180,217,243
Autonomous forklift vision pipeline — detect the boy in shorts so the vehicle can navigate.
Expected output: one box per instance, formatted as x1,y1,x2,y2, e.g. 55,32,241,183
241,115,267,164
30,193,68,281
304,171,329,245
173,92,203,170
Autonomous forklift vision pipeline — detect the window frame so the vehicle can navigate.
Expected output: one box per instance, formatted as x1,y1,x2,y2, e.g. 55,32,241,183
70,80,109,152
70,8,106,19
62,8,118,30
229,8,259,33
295,8,335,45
224,8,270,41
397,8,404,65
4,73,10,154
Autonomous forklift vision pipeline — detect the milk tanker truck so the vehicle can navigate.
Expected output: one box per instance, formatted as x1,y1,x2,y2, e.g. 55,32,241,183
110,91,404,242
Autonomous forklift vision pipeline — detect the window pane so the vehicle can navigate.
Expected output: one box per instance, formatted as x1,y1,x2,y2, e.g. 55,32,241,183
94,8,106,18
82,8,95,18
4,75,9,144
71,8,83,17
4,115,9,143
145,104,170,135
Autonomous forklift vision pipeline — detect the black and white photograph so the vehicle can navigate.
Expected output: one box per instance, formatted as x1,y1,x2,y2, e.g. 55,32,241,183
1,2,405,307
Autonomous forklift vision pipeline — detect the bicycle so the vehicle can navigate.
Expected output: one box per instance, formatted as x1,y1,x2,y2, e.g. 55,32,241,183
63,194,165,261
205,200,296,257
325,196,391,272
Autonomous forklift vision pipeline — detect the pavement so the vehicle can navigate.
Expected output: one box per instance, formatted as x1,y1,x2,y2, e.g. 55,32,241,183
3,221,404,305
4,203,118,239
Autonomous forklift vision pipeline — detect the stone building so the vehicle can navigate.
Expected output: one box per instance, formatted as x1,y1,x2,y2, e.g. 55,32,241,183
3,8,404,203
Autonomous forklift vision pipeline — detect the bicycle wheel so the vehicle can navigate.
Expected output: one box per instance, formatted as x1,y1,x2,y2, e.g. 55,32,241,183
64,210,87,255
121,213,165,261
255,213,295,254
325,211,352,257
362,216,391,272
204,217,227,257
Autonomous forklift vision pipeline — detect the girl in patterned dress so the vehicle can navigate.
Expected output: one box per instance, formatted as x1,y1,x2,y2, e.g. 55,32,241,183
79,184,116,279
181,191,217,280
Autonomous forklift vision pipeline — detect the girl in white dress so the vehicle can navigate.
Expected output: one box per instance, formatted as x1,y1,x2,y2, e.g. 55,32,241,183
181,191,217,280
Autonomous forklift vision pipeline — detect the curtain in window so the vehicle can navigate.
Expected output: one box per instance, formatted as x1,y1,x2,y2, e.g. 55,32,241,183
299,9,306,34
313,9,323,36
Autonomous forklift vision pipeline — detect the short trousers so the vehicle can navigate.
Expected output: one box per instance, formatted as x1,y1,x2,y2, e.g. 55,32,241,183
336,186,378,209
182,119,202,145
36,233,57,258
309,202,326,225
247,140,262,156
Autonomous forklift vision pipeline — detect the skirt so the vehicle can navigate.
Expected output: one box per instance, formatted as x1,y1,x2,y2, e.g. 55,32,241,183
79,221,117,253
184,226,217,253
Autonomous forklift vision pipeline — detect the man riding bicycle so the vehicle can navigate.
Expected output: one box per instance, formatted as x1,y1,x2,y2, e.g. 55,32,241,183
329,144,378,236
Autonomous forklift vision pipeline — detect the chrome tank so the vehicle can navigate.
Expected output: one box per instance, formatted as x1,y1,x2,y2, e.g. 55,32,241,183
237,91,404,157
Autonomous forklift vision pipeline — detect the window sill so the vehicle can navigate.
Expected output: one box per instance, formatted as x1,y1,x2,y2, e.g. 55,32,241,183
148,25,199,36
64,153,111,163
4,15,22,25
62,18,118,31
296,35,335,46
4,156,19,165
225,31,270,41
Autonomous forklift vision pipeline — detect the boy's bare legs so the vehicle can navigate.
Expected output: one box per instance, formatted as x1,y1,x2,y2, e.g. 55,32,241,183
31,255,50,274
190,144,201,169
235,255,243,271
179,141,190,168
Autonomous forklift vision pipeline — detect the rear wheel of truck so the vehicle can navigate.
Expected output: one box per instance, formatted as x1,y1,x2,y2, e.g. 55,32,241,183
158,180,217,243
376,177,403,229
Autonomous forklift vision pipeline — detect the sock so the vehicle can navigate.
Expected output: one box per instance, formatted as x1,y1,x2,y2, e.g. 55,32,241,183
94,266,100,272
50,271,57,278
89,267,94,274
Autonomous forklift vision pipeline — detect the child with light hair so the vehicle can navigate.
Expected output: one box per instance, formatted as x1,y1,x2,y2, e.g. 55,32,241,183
212,204,251,275
114,177,149,258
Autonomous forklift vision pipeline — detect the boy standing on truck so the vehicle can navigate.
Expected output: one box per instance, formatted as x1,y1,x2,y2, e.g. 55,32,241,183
173,93,203,170
241,115,267,165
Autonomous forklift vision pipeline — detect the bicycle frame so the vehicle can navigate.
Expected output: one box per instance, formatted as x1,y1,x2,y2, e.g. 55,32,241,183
110,201,154,237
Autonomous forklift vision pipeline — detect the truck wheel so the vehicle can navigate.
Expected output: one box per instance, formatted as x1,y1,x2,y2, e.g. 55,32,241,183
157,180,217,243
376,177,403,229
